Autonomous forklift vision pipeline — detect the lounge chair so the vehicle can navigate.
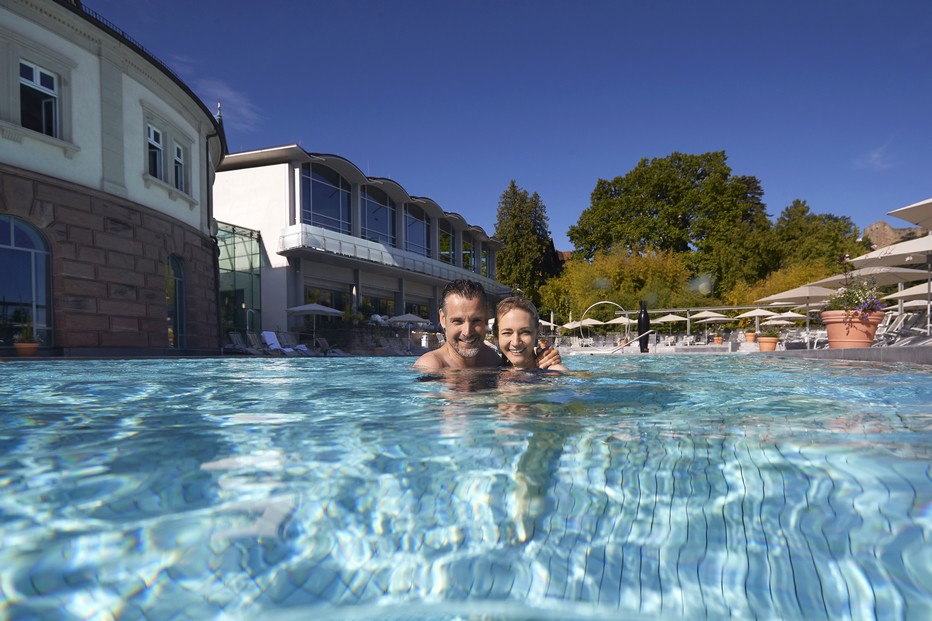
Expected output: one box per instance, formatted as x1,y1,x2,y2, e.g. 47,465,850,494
261,331,303,356
247,332,282,356
225,331,264,355
316,336,349,356
279,332,316,356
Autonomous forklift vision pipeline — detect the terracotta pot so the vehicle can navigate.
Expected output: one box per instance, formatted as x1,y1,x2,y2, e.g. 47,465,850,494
14,342,40,357
744,332,757,343
821,310,885,348
757,336,779,352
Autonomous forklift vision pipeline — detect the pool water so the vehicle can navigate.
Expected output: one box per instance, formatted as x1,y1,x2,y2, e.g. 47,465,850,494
1,355,930,620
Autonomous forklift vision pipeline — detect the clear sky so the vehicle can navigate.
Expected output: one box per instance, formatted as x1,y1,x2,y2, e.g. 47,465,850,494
87,0,932,250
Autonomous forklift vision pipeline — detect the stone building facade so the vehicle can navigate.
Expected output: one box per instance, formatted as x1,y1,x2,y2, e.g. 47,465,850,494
1,0,225,356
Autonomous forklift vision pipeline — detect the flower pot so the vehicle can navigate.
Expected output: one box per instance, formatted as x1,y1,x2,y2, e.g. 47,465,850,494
14,342,40,357
744,332,757,343
821,310,885,348
757,336,779,352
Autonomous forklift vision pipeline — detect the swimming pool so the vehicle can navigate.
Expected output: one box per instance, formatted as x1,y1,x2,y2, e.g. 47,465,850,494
1,355,930,620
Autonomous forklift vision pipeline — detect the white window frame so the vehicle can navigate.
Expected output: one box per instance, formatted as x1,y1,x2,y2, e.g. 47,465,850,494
0,32,78,157
142,106,195,207
19,60,58,138
173,142,186,193
147,124,164,180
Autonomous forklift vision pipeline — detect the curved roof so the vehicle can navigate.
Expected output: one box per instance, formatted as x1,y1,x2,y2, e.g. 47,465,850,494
219,145,499,243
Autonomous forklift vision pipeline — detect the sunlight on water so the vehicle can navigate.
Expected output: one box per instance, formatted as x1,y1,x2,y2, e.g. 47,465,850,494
0,355,930,620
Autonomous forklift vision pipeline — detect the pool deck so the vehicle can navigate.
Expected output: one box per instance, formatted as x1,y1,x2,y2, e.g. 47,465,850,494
565,342,932,365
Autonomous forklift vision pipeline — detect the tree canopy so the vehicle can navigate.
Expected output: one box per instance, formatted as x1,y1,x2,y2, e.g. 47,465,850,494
493,180,561,307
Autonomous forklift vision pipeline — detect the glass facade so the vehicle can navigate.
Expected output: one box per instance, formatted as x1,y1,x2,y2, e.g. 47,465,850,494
462,233,475,271
361,186,396,245
438,220,453,264
301,164,351,234
0,215,50,347
404,204,430,257
217,222,262,334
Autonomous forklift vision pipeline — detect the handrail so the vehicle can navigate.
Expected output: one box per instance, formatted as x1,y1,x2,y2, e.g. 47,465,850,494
611,329,654,353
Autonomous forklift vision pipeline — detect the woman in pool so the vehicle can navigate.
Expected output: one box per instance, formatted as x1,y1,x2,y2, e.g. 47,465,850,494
495,296,568,371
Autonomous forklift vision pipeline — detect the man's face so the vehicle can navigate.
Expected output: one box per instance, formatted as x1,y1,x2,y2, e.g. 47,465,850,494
439,294,489,359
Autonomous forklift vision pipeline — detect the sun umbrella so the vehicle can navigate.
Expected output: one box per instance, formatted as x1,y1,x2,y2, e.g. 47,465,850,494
388,313,429,349
388,313,430,325
809,266,928,288
561,320,582,330
757,286,839,348
762,318,793,326
887,197,932,229
734,308,777,333
882,283,932,301
606,316,634,325
653,313,688,323
691,310,728,319
579,318,605,326
850,234,932,334
286,302,343,343
776,311,807,320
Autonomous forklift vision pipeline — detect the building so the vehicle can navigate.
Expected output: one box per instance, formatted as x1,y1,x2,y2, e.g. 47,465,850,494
0,0,226,355
213,146,508,341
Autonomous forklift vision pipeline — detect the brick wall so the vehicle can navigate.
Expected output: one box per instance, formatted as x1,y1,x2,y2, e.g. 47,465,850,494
1,163,219,354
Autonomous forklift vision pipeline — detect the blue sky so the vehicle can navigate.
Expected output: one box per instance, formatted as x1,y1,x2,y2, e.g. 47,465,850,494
88,0,932,250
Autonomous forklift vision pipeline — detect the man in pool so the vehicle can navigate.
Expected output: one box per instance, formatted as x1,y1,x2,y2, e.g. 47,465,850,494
414,279,562,370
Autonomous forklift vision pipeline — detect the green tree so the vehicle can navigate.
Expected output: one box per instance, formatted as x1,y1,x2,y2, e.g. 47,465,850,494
494,180,560,306
567,151,772,295
772,199,871,270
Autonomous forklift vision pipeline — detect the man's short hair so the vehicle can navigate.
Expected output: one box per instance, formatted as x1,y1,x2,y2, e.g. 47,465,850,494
440,279,489,314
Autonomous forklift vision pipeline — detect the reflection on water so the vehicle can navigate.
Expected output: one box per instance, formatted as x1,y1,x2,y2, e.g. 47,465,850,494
0,356,930,620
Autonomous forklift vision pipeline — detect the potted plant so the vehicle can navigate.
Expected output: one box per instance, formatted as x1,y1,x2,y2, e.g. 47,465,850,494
13,311,41,357
757,328,780,352
820,277,885,348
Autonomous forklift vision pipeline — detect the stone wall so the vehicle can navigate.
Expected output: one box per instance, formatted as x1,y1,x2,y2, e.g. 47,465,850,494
1,163,219,355
863,220,927,249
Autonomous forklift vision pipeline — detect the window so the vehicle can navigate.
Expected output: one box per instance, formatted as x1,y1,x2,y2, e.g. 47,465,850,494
462,233,475,271
481,248,491,277
301,164,351,234
166,255,185,348
405,204,431,257
19,61,58,138
438,221,453,264
0,216,51,347
147,125,163,180
142,108,194,200
361,185,396,246
173,143,186,192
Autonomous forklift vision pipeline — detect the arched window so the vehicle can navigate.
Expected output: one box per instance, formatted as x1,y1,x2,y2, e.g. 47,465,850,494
301,164,351,234
438,220,453,265
404,204,431,257
0,215,51,346
166,255,185,348
361,185,396,245
462,233,475,271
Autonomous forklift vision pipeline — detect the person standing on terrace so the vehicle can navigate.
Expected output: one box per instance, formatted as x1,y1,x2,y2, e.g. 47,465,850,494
414,280,562,370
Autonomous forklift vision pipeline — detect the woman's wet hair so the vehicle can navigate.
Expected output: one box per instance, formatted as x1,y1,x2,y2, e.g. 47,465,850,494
493,295,539,336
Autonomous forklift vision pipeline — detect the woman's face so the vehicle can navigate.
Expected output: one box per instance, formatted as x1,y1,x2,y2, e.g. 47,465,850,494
497,308,537,368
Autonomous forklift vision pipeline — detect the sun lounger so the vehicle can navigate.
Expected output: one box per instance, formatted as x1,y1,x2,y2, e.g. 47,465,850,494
316,336,349,356
261,331,303,356
225,331,264,355
278,332,316,356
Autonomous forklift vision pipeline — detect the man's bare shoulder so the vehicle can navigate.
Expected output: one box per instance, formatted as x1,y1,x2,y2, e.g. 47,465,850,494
414,348,449,370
